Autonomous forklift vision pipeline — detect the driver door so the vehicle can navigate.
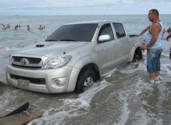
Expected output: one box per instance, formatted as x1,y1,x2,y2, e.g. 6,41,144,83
95,23,120,75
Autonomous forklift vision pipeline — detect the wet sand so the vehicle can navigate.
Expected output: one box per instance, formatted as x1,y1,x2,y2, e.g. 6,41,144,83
0,56,171,125
0,112,43,125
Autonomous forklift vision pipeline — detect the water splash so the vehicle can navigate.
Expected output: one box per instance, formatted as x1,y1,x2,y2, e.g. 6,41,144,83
28,80,110,125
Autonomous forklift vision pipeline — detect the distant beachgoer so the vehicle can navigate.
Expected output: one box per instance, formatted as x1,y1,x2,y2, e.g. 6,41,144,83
6,24,10,29
38,25,43,30
167,27,171,33
166,34,171,41
162,28,166,38
2,24,6,30
15,25,19,30
27,25,30,31
162,27,171,41
166,27,171,41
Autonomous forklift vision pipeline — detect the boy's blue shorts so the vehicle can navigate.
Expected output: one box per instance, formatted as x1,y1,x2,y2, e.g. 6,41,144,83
147,48,163,73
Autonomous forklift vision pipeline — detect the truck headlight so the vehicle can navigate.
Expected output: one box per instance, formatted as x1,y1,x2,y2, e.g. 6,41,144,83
43,55,72,69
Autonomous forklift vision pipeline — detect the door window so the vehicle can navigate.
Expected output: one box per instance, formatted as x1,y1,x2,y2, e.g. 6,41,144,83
113,23,126,39
98,24,114,43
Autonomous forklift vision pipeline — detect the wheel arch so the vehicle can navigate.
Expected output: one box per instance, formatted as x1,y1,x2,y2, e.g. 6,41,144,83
74,63,100,93
131,46,143,62
77,63,100,82
67,61,100,92
128,46,143,62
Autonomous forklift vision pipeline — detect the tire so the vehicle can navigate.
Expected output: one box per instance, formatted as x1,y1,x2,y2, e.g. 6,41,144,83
132,47,142,62
75,69,97,93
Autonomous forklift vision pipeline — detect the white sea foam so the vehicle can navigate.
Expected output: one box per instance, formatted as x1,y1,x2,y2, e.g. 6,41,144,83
0,93,13,109
118,61,146,75
132,74,167,125
135,77,154,97
110,75,165,125
0,89,23,116
28,80,110,125
132,109,163,125
112,92,130,125
104,68,117,78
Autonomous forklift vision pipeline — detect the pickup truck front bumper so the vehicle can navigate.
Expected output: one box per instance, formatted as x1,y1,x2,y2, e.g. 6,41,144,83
6,65,76,93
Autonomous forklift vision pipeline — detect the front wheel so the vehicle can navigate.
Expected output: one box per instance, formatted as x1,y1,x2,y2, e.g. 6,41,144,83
74,69,97,93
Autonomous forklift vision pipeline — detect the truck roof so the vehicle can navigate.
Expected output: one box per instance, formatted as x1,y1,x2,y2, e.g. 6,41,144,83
65,20,122,25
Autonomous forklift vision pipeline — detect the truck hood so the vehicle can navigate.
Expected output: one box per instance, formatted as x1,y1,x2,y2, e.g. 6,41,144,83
14,41,89,57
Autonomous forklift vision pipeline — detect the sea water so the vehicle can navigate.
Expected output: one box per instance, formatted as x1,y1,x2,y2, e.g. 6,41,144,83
0,15,171,125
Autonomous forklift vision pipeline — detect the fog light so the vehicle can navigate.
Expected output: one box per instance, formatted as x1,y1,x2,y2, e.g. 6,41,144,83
52,78,63,86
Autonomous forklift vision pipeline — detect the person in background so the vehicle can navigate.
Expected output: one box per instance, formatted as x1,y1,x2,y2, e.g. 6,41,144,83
1,24,11,30
166,27,171,41
38,25,43,30
163,27,171,60
6,24,10,29
27,25,30,31
167,34,171,41
162,27,171,41
15,25,19,30
43,25,45,29
139,9,163,84
2,24,7,30
38,25,46,30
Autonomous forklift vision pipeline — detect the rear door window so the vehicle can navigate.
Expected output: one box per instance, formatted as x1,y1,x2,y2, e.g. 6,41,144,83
113,23,126,39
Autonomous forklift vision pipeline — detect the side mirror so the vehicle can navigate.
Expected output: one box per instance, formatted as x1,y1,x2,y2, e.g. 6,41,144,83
98,35,111,43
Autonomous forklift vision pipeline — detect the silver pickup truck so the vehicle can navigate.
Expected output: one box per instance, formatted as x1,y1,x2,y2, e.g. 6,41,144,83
6,21,143,93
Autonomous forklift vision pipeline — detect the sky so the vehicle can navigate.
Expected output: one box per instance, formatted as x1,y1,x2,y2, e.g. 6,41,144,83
0,0,171,16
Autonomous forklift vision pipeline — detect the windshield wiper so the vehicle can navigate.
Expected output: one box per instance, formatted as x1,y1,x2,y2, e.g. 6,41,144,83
60,39,76,41
46,39,77,42
45,39,57,41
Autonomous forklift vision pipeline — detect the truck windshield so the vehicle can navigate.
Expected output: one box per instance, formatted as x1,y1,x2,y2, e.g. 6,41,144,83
45,24,98,42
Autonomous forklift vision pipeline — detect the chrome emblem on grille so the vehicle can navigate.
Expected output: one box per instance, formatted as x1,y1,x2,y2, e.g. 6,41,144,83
20,58,29,65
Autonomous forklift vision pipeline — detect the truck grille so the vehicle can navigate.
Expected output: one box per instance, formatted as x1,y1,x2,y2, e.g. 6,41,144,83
10,74,46,85
11,56,43,68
